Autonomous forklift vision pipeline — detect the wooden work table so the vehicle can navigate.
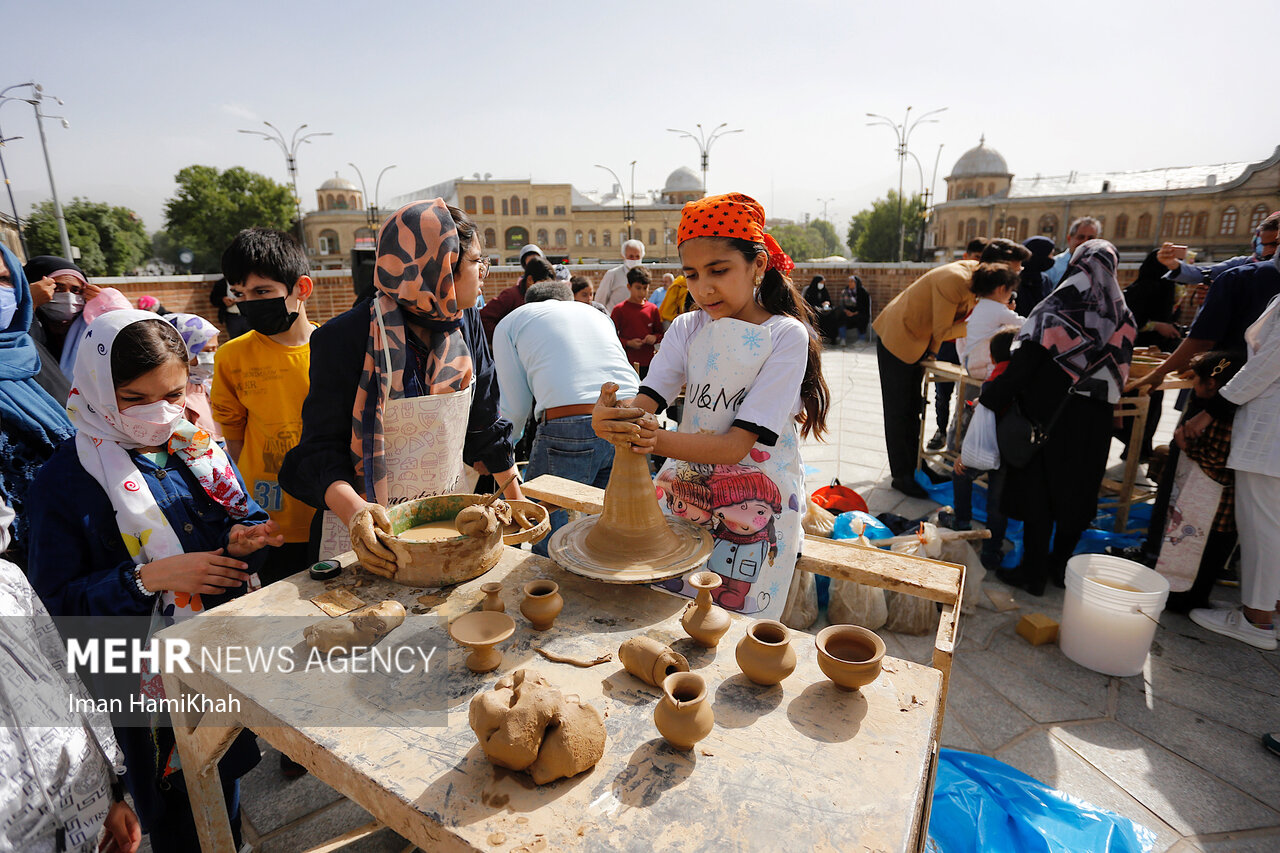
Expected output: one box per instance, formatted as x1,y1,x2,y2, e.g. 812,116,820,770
160,478,960,852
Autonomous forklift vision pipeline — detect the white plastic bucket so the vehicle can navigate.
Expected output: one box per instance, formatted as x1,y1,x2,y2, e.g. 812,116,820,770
1060,554,1169,677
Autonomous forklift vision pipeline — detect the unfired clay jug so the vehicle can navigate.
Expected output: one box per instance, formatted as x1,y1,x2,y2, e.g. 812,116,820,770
480,582,505,613
619,636,690,687
815,624,885,691
681,571,731,648
521,579,563,631
734,619,797,686
653,672,714,751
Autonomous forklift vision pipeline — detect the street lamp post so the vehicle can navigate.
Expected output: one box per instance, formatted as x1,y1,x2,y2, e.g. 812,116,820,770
666,123,743,195
866,106,946,262
2,82,73,260
594,163,636,241
238,122,332,254
817,197,834,222
348,162,397,232
0,133,27,257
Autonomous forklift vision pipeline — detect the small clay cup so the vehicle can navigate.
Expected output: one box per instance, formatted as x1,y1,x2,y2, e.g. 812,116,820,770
653,672,714,751
448,611,516,673
480,582,505,613
815,624,885,692
520,579,563,631
681,571,731,648
734,619,797,686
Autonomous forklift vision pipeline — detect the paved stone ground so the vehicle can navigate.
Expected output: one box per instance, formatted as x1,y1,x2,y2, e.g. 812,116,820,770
147,341,1280,852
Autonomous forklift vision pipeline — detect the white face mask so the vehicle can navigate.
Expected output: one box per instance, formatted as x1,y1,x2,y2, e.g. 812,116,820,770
117,399,186,446
623,258,642,270
41,291,85,323
189,364,214,387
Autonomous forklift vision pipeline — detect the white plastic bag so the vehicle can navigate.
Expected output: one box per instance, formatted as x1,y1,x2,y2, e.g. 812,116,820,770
961,403,1001,472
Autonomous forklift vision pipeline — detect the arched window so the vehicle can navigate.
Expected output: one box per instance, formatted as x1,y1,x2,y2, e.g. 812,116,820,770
965,218,977,242
555,228,567,247
1114,214,1129,239
1137,213,1152,238
501,199,509,216
575,230,584,247
602,230,611,247
978,221,988,238
1175,211,1193,238
940,221,947,245
987,183,995,197
1160,213,1174,239
484,228,497,248
1220,206,1238,236
1038,214,1057,235
464,196,477,214
1193,211,1208,237
536,228,549,246
521,199,528,216
1250,204,1268,232
1019,218,1029,241
510,195,520,216
482,196,494,214
318,229,340,255
666,227,677,245
649,228,657,245
504,226,528,250
619,230,628,246
588,230,597,246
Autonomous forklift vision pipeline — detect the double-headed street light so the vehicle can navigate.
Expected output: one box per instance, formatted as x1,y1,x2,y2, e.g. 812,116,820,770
667,123,742,195
866,106,946,262
594,161,636,240
238,122,331,253
348,163,397,232
2,82,72,259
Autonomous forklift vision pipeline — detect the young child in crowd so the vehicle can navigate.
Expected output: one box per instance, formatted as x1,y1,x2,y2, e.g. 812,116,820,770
594,193,829,619
611,265,664,378
166,312,223,443
211,228,316,585
1161,350,1244,613
952,326,1020,570
25,310,280,852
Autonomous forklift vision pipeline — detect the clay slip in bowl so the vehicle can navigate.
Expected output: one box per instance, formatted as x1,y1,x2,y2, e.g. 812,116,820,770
815,624,885,691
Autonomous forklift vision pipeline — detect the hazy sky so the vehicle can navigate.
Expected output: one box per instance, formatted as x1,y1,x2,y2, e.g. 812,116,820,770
2,0,1272,242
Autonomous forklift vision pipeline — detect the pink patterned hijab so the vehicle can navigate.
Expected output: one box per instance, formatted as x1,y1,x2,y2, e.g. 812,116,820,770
351,199,475,502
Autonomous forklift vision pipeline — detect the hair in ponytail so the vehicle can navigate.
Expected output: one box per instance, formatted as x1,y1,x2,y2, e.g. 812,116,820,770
722,237,830,439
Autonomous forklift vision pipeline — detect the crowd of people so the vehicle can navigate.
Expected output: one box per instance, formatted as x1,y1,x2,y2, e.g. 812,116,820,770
1,193,1278,848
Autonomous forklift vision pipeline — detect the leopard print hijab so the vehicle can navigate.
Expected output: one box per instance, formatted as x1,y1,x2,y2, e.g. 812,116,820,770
351,199,474,501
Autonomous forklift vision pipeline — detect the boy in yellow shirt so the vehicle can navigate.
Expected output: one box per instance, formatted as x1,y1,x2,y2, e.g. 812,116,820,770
212,228,316,585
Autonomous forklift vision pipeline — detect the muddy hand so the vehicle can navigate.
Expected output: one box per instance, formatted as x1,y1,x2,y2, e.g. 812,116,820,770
592,381,646,446
349,504,398,577
510,503,540,530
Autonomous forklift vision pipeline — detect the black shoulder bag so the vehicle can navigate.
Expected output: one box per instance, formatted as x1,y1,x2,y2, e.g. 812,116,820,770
996,394,1071,468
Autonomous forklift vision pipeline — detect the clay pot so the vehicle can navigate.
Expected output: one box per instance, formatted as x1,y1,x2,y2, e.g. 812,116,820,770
734,619,797,686
653,672,714,751
480,582,505,613
449,611,516,673
681,571,731,648
521,579,564,631
618,636,690,687
815,624,885,691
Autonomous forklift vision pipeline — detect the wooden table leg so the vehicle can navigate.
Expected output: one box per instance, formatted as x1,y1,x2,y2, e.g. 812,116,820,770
1114,395,1150,533
162,671,241,852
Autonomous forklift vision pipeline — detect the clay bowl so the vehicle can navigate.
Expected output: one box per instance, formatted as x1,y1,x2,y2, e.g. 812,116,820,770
448,611,516,673
815,625,886,692
382,495,548,588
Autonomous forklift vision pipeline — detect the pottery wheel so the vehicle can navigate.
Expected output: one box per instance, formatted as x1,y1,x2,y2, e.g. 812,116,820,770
548,515,712,584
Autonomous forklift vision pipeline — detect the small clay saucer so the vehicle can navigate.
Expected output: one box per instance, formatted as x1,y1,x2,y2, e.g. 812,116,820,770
448,611,516,673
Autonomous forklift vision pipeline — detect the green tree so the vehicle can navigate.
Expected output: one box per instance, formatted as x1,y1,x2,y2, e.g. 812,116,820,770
163,165,295,271
24,198,151,276
846,190,927,262
768,224,825,262
809,218,843,257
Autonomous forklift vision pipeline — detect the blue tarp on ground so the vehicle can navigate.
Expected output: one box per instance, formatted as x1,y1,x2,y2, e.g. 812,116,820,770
926,750,1157,853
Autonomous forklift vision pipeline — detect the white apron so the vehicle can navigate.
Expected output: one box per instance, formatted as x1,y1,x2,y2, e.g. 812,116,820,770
651,318,804,620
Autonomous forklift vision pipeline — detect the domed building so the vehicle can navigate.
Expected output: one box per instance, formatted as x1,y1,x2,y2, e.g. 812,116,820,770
930,139,1280,262
301,172,376,269
662,166,703,204
317,174,361,212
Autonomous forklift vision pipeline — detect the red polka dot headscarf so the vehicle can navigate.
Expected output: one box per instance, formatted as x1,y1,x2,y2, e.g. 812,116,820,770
676,192,794,274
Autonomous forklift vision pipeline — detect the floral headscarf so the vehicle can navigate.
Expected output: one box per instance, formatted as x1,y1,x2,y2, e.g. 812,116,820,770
351,199,475,502
165,312,219,355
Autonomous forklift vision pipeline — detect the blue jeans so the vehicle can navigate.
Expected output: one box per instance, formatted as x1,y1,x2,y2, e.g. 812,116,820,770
526,415,616,556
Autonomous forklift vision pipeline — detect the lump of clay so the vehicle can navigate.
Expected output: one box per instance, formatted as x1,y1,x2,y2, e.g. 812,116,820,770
303,600,406,654
468,669,605,785
455,504,499,539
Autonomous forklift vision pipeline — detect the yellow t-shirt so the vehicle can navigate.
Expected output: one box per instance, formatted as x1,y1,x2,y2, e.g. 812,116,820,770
210,329,313,543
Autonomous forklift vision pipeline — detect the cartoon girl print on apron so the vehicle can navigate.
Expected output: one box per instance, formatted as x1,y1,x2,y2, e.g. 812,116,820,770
652,317,804,620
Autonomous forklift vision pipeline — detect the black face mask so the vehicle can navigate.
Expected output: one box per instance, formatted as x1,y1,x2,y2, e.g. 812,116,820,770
238,296,298,336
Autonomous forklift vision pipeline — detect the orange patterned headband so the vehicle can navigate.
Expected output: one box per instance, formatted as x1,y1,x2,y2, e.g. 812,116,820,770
677,192,794,274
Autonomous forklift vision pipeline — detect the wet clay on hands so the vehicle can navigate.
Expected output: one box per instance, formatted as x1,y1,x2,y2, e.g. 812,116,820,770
304,599,406,655
468,669,606,785
349,504,398,578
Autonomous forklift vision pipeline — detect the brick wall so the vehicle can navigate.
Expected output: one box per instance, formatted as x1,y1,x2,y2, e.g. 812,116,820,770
94,262,1141,334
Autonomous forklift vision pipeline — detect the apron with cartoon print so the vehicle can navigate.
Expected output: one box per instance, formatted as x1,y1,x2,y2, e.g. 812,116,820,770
652,318,804,620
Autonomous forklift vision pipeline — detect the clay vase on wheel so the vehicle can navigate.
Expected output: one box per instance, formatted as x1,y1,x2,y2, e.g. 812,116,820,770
681,571,731,648
735,619,797,686
653,672,714,751
520,580,563,631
